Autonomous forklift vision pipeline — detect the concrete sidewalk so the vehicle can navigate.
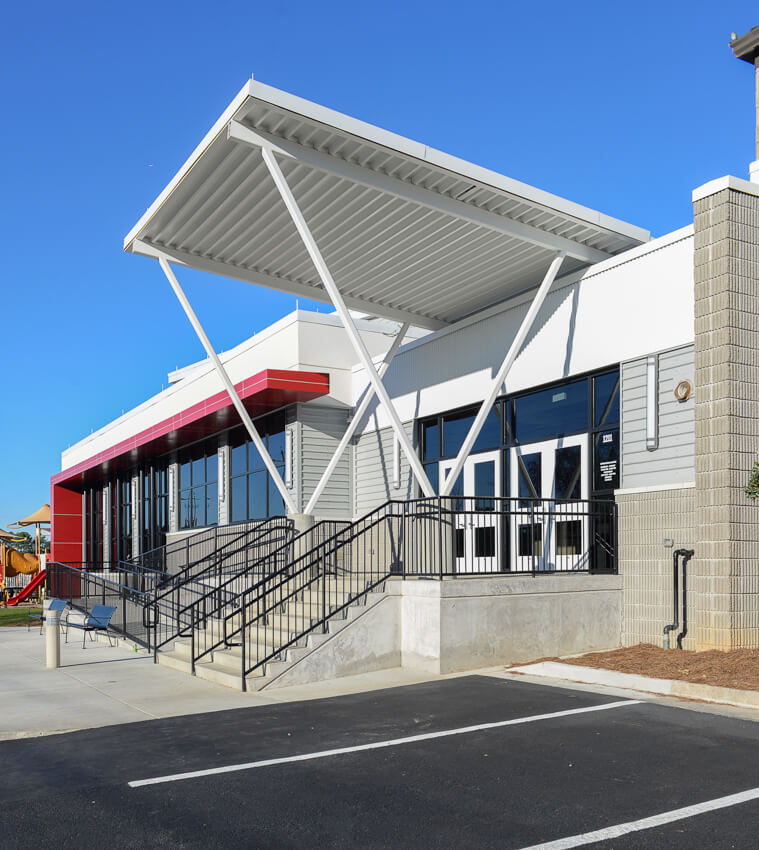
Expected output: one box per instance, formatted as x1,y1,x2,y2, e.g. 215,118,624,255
0,627,439,740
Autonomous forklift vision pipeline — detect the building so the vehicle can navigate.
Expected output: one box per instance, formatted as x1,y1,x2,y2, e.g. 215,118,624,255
50,30,759,687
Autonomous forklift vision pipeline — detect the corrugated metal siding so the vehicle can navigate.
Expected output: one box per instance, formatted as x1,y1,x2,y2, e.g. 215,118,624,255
297,404,352,519
621,345,695,489
354,422,414,516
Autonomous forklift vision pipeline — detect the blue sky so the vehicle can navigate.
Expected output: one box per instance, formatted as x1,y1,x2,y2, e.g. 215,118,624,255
0,0,756,528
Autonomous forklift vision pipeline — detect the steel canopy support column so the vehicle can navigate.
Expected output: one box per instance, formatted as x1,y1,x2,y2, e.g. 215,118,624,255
440,252,566,496
305,322,410,514
157,255,297,515
261,146,435,498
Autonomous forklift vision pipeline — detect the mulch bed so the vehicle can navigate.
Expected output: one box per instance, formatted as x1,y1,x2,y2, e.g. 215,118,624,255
552,643,759,692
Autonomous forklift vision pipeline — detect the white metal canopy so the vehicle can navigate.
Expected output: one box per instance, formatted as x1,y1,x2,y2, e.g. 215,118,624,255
125,79,649,331
126,79,650,509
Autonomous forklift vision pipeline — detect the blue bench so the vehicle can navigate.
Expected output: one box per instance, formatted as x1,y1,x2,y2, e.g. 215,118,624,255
28,598,68,634
62,604,118,648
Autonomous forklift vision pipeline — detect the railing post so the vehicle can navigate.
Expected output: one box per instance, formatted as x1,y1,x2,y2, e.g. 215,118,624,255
530,501,536,576
321,544,328,634
241,596,247,693
438,497,444,580
190,607,196,675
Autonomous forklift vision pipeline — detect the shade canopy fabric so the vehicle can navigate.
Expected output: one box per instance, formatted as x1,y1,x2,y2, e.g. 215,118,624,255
0,529,24,542
125,80,650,331
8,504,51,527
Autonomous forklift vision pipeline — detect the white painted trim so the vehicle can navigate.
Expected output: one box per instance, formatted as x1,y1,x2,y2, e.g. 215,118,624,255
614,481,695,496
515,787,759,849
692,173,759,202
127,699,640,788
645,354,658,451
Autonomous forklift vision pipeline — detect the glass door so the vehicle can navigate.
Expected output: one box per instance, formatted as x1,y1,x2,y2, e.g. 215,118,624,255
509,435,588,571
440,450,502,573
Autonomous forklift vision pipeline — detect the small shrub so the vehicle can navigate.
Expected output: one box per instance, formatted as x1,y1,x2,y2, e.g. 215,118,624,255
746,461,759,501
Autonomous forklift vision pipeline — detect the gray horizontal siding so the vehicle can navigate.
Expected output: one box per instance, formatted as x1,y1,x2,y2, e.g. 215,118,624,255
621,345,695,489
296,404,352,520
354,422,414,517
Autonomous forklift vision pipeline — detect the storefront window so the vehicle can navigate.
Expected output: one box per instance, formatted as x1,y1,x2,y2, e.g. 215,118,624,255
179,441,218,529
442,407,502,457
141,465,168,552
594,372,620,427
513,379,587,443
229,413,287,522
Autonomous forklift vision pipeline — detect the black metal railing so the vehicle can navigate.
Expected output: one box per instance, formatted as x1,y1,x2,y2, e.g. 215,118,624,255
171,497,616,689
150,519,350,668
47,561,154,649
47,498,616,687
129,517,292,578
145,516,299,655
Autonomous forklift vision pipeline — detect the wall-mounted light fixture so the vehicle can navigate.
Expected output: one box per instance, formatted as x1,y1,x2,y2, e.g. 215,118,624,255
646,354,659,451
674,379,693,402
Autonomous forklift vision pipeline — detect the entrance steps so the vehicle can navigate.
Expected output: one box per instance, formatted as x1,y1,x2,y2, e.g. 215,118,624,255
156,579,394,692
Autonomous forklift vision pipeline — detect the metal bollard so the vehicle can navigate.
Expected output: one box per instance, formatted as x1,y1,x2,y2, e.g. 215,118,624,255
46,611,61,669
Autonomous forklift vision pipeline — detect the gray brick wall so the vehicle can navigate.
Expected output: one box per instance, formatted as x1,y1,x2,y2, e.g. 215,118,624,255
693,184,759,649
617,486,696,647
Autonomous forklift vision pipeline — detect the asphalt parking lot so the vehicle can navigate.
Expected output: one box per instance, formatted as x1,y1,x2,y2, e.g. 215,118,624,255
3,675,759,849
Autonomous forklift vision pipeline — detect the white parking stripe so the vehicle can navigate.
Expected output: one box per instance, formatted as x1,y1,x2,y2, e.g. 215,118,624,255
128,699,641,788
516,786,759,849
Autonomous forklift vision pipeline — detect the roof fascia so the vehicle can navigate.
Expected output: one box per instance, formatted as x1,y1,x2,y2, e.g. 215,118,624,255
125,78,650,254
240,81,650,244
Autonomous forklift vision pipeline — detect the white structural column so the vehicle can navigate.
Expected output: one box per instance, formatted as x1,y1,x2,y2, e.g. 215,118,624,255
305,322,410,514
261,146,435,498
157,255,297,514
441,252,566,496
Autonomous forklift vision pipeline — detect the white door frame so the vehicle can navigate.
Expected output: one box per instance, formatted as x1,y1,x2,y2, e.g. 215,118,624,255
509,434,589,572
440,449,502,574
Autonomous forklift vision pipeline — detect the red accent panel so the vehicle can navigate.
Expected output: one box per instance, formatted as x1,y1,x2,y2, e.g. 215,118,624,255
52,368,329,489
50,483,83,563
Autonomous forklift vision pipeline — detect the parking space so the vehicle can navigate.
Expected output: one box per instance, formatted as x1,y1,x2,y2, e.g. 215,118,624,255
2,675,759,848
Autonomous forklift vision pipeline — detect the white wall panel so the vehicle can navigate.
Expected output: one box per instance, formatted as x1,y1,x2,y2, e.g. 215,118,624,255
354,420,414,516
62,312,395,471
353,229,694,432
621,345,695,489
296,404,352,519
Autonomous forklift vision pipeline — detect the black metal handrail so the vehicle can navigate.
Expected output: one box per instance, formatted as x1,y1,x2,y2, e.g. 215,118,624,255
168,519,349,669
176,496,617,689
50,496,617,691
146,516,300,656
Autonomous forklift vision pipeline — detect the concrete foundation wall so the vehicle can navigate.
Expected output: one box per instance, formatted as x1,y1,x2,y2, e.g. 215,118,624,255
616,485,696,648
265,594,402,689
262,575,622,686
400,576,622,674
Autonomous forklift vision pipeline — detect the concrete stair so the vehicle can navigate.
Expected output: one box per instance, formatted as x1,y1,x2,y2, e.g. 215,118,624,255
156,577,389,691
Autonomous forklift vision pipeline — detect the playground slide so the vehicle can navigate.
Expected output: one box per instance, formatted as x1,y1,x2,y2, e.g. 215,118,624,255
4,547,39,575
6,569,46,606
